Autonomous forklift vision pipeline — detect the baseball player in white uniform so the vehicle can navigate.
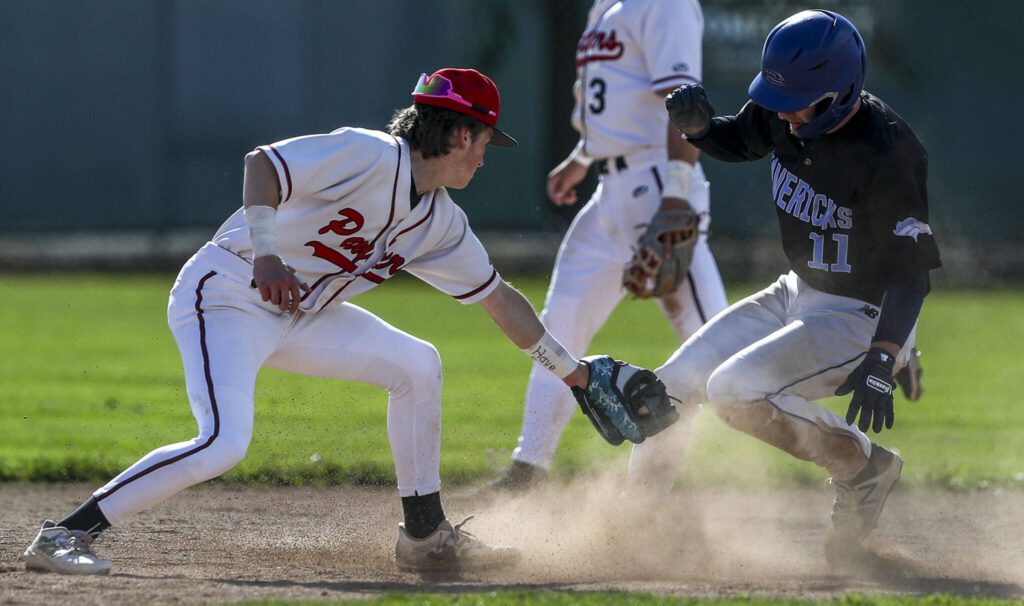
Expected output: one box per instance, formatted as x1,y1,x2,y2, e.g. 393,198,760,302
492,0,728,489
23,68,603,575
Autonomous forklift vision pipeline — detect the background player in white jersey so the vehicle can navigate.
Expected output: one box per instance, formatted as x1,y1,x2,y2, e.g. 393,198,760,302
491,0,728,490
22,68,630,576
642,10,941,569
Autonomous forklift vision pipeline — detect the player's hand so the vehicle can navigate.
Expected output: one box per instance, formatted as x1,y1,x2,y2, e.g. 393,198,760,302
835,347,897,433
546,157,588,206
252,255,310,313
562,361,590,389
665,84,715,138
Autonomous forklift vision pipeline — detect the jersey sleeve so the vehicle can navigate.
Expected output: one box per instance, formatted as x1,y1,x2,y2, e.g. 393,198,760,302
688,101,776,162
640,0,703,91
257,128,386,204
402,196,500,305
873,139,942,280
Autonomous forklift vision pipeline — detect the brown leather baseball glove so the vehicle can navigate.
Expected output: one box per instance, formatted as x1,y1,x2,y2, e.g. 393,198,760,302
622,207,699,298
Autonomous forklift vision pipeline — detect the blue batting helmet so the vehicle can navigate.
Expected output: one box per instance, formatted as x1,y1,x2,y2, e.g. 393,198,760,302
748,10,866,139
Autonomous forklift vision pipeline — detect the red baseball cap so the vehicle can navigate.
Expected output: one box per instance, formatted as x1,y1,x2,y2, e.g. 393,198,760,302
412,68,518,147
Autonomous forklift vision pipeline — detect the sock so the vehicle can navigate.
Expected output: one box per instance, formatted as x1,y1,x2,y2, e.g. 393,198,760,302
401,491,445,539
58,496,111,536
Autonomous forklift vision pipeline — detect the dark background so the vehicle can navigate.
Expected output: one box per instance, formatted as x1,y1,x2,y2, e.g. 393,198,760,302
2,0,1020,278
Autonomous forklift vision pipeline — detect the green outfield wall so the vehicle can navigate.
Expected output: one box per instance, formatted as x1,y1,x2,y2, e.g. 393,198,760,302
1,1,1020,272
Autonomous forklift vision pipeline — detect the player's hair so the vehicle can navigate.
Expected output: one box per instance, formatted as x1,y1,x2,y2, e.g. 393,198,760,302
387,104,490,158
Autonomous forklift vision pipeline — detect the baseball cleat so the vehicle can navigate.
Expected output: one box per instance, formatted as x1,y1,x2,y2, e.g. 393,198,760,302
483,460,546,493
23,520,112,575
894,347,924,401
825,444,903,569
395,516,520,573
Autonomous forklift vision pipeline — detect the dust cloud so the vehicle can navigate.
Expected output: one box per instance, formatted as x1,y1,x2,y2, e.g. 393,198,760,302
454,435,1024,595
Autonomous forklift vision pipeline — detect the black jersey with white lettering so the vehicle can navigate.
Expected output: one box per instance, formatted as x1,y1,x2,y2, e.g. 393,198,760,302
690,92,941,305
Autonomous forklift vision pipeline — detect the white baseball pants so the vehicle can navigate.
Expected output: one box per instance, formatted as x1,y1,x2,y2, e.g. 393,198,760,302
513,153,728,469
92,244,442,524
629,271,918,493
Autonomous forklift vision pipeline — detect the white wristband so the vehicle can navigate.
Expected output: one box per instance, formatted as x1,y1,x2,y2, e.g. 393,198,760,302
244,205,278,258
569,140,593,168
522,331,579,379
662,160,694,200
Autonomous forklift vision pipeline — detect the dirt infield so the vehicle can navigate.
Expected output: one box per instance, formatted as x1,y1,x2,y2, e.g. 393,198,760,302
2,482,1023,604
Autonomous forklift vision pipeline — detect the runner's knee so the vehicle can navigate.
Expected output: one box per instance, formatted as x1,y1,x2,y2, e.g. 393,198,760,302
706,358,760,411
655,344,717,405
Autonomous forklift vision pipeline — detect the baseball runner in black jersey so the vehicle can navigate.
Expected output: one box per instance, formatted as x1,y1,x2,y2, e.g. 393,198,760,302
630,10,942,569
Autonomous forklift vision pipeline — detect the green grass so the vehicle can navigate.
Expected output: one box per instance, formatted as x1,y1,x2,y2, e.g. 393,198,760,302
1,273,1022,489
243,592,1022,605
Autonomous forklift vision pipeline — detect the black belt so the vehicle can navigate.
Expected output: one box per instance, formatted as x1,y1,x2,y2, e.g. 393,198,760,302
595,156,628,174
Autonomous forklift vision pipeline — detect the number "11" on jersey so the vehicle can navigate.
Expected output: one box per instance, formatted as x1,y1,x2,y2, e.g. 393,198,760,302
807,232,851,273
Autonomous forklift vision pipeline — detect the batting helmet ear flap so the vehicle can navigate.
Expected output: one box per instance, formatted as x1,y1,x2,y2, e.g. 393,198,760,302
836,81,858,107
748,9,866,139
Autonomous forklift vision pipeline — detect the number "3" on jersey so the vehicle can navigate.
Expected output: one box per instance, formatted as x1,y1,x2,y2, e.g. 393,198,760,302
588,77,606,114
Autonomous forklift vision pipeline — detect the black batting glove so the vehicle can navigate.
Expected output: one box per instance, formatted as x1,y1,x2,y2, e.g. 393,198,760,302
665,84,715,138
835,347,897,433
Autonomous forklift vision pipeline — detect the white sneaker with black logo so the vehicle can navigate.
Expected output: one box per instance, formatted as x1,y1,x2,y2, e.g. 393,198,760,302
395,516,520,573
23,520,112,575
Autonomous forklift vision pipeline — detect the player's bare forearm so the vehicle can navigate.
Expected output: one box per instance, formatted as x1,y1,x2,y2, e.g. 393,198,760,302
243,149,307,312
646,118,699,249
667,121,701,166
661,117,699,222
546,156,588,206
478,281,545,349
660,83,702,167
480,282,590,388
562,363,588,389
243,150,282,209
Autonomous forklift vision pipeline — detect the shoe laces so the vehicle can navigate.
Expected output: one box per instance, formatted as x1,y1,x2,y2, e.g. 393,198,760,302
444,516,480,552
57,530,100,556
828,478,857,521
451,516,478,539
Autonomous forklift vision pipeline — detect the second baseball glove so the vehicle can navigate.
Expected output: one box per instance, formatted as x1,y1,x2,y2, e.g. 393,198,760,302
571,355,679,446
622,208,699,298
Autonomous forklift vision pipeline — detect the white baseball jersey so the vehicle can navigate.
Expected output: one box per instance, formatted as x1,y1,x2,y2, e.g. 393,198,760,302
573,0,704,159
90,127,503,520
510,0,726,470
212,127,500,313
